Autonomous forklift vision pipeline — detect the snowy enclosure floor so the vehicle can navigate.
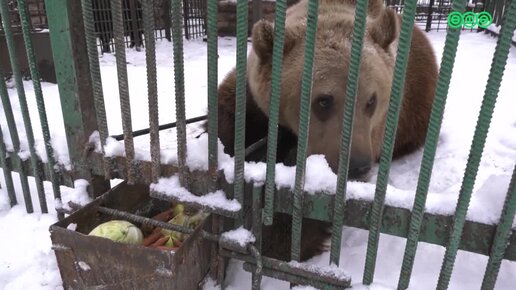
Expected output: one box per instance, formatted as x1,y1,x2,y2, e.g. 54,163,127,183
1,30,516,289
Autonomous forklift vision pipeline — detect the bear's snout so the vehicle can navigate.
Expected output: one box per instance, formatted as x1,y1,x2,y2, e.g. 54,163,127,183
348,155,372,180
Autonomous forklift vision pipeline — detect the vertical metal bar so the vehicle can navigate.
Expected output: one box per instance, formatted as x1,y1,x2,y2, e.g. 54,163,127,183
233,0,249,224
263,0,287,226
425,0,435,32
45,0,111,198
112,0,137,184
207,0,218,190
397,0,467,288
363,0,420,284
251,185,263,290
0,0,48,213
182,0,190,40
18,0,65,217
329,0,369,266
142,0,161,183
81,0,111,181
171,0,188,185
437,1,516,288
0,125,16,207
481,164,516,290
291,0,319,262
0,62,32,213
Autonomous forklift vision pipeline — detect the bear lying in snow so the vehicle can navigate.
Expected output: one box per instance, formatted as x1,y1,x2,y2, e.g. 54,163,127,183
208,0,438,261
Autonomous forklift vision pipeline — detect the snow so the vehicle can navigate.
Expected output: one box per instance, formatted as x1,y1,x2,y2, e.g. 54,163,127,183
150,175,242,212
56,179,92,212
221,226,256,247
1,29,516,289
288,261,350,281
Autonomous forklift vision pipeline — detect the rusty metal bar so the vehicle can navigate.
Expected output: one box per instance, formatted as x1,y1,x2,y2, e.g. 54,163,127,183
141,0,161,183
170,0,189,185
81,0,111,180
221,249,350,289
111,0,137,184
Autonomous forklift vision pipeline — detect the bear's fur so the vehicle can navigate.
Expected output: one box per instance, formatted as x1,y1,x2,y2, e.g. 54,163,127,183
208,0,438,261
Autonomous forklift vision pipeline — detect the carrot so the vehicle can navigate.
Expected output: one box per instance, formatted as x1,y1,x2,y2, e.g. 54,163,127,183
172,238,183,248
150,236,170,247
143,231,163,246
151,208,176,222
141,208,176,233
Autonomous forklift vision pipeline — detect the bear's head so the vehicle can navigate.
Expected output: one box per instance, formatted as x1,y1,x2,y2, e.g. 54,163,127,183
247,2,399,180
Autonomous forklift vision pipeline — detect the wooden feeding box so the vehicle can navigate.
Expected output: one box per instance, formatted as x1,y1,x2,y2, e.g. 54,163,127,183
50,182,212,289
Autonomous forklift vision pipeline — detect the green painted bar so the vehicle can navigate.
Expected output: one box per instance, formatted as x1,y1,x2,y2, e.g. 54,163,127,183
291,0,319,262
18,0,63,218
0,0,47,213
233,0,249,223
263,0,288,226
81,0,111,180
111,0,136,184
437,1,516,288
170,0,188,185
481,164,516,289
207,0,219,190
141,0,161,183
45,0,110,198
363,0,419,284
0,125,16,206
329,0,369,266
397,0,467,287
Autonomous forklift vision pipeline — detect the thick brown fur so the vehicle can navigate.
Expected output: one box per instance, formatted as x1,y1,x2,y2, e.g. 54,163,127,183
207,0,438,262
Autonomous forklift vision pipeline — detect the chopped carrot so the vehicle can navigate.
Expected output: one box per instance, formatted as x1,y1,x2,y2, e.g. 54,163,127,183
143,231,163,246
150,236,170,247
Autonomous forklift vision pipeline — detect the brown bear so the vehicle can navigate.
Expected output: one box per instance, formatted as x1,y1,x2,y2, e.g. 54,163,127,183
210,0,438,261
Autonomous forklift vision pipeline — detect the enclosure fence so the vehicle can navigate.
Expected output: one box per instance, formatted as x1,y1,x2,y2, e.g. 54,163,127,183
1,0,516,289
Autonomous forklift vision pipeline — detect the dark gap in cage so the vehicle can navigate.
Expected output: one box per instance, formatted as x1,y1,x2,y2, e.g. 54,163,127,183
90,0,206,55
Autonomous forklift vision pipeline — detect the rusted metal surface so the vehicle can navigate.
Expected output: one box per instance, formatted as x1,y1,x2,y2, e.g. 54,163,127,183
50,181,212,289
220,249,351,289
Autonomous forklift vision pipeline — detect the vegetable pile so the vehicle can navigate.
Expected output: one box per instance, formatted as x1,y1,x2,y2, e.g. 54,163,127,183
87,203,206,252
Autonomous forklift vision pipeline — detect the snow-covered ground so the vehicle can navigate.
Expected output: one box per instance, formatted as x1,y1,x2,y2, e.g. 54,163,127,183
1,29,516,289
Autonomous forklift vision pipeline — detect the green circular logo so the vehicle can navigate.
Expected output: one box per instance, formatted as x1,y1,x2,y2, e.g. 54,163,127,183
447,11,463,29
463,12,477,28
477,11,493,28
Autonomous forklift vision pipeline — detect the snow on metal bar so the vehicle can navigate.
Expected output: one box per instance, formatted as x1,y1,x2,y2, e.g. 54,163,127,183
150,175,241,217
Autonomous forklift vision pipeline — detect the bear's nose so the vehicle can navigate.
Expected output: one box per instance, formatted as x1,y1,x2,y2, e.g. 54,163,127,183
348,155,372,180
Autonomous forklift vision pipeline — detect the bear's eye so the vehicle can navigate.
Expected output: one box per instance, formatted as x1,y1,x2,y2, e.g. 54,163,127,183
316,94,334,109
365,94,377,116
312,94,334,122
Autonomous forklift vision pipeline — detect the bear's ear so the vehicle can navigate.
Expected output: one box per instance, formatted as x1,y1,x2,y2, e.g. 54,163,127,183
252,20,296,62
369,8,399,50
